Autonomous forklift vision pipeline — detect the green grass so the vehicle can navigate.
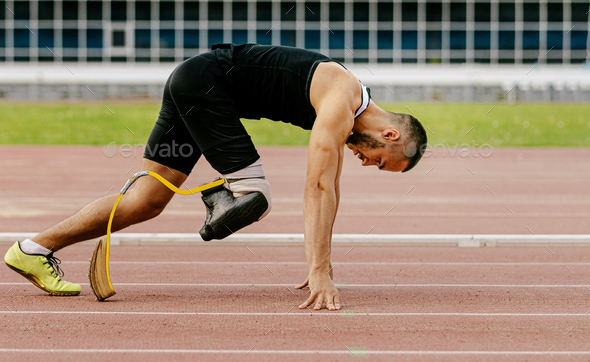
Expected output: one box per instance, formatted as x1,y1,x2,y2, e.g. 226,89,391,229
1,102,589,147
393,103,590,147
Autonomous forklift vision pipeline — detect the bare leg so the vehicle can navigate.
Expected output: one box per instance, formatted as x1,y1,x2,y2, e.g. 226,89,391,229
32,159,188,252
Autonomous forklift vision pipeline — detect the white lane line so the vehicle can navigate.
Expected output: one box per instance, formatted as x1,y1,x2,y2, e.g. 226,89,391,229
2,283,589,288
0,311,588,317
117,283,590,288
3,232,590,245
62,261,590,266
1,349,590,355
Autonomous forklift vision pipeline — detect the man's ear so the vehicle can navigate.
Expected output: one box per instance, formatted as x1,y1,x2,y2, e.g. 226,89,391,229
382,128,401,142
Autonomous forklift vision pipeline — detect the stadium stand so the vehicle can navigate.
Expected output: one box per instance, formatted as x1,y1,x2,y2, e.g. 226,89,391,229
1,0,589,101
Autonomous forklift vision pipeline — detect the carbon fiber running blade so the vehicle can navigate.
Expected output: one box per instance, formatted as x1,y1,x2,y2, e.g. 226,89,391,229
88,238,116,301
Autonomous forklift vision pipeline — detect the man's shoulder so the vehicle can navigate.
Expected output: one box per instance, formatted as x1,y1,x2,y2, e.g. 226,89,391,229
314,61,353,78
310,63,361,111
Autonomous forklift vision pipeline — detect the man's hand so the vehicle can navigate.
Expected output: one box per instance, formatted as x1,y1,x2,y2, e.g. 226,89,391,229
295,271,340,311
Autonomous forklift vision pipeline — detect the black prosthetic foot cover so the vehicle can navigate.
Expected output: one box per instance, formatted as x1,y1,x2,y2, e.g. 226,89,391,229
199,183,268,241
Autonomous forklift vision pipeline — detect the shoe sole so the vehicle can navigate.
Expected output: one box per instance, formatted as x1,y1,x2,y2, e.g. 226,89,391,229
5,263,80,296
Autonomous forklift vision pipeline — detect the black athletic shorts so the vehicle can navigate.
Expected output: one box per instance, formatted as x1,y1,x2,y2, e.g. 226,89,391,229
143,51,260,175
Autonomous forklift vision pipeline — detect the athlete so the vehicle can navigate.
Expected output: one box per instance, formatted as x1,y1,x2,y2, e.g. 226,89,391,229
4,44,427,311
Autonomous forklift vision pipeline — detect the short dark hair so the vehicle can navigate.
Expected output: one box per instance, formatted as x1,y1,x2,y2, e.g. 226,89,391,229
386,112,428,173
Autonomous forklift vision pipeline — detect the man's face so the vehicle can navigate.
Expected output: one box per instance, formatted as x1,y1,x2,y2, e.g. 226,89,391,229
345,132,409,172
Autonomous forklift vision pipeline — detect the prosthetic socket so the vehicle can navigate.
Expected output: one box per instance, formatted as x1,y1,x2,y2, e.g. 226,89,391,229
199,159,272,241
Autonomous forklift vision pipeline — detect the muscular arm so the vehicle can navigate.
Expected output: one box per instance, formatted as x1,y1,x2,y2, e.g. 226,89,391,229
307,136,343,279
303,123,344,274
296,63,359,311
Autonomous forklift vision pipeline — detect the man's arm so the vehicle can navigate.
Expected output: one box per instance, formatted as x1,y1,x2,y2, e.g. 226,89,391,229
295,154,340,287
296,66,359,311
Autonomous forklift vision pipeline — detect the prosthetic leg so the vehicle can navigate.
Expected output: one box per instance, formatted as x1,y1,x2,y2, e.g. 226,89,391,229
199,184,268,241
89,171,225,301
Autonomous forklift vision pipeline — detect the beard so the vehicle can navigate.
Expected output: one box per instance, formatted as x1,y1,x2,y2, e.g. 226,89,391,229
346,132,386,150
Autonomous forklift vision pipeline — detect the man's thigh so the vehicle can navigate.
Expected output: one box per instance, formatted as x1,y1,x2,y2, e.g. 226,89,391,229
180,111,261,175
144,76,202,176
168,55,260,175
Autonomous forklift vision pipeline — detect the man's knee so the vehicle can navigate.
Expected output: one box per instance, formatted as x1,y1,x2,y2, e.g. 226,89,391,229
199,182,270,241
125,188,171,222
224,158,272,220
199,158,272,241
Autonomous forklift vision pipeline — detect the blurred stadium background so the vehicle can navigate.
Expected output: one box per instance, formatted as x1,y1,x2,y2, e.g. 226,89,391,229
1,0,589,102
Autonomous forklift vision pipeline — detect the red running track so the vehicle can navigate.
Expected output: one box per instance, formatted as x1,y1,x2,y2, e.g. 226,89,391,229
0,146,589,234
1,146,589,360
1,243,589,361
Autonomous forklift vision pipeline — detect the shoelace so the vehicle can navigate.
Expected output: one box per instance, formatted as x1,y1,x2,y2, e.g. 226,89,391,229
44,253,64,278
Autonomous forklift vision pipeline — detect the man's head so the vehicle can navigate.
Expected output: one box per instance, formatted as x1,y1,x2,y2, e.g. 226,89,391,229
346,112,427,172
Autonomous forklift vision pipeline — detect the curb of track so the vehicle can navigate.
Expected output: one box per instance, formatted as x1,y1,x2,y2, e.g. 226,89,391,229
1,233,589,247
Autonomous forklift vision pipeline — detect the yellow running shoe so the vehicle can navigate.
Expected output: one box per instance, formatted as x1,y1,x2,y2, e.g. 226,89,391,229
4,241,81,296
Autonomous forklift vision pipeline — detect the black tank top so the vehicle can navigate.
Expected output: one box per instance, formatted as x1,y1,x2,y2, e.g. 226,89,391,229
211,43,332,130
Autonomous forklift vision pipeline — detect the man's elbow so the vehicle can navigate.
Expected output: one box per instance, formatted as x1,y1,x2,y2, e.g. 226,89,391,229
304,178,335,196
304,181,320,195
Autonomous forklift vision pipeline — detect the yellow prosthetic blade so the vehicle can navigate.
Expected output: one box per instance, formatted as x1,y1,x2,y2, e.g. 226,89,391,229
89,237,116,301
147,172,225,195
89,174,225,301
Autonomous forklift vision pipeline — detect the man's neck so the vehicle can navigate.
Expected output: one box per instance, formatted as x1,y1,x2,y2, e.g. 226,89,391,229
352,101,387,133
